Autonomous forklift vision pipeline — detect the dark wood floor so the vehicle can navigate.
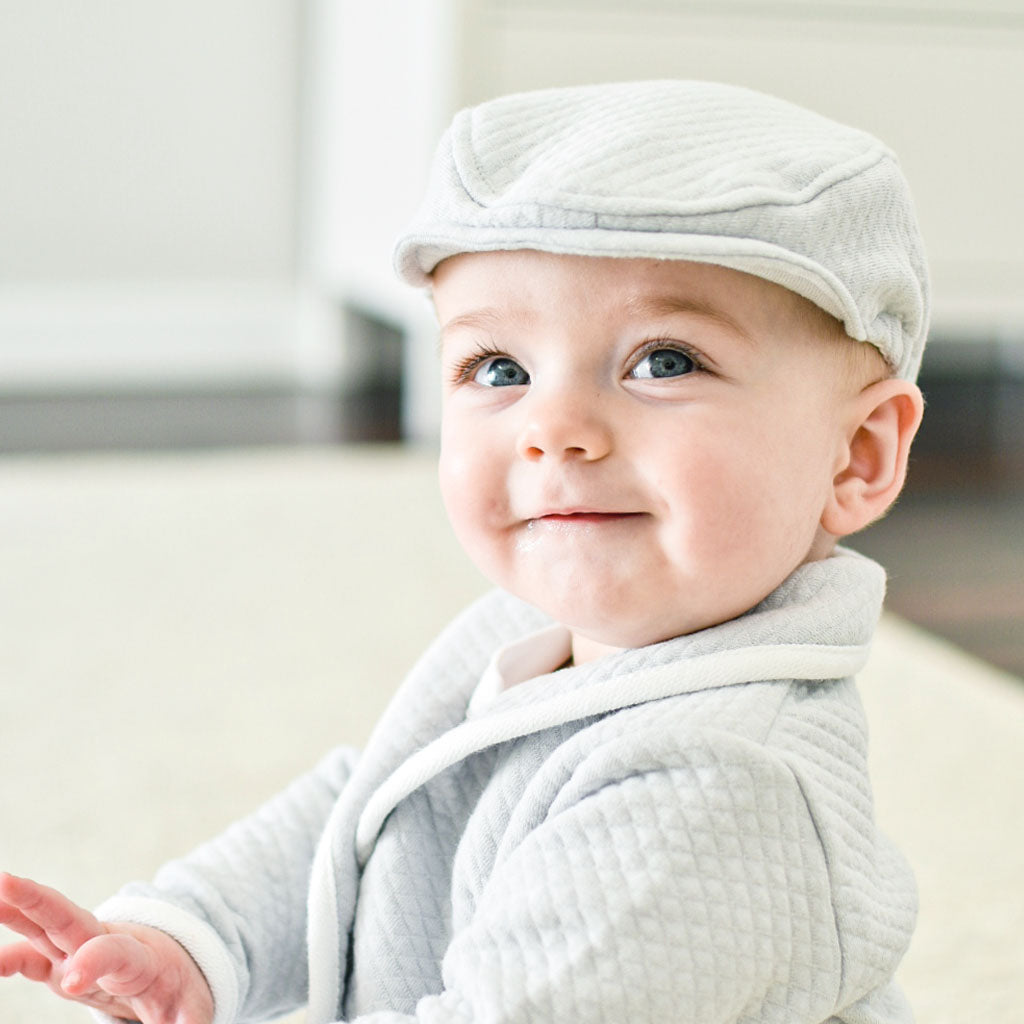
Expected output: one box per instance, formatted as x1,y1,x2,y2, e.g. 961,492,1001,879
847,351,1024,681
852,476,1024,681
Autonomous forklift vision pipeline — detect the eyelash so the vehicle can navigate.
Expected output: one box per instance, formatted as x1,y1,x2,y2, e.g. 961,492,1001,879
449,345,509,386
447,338,709,385
629,337,708,377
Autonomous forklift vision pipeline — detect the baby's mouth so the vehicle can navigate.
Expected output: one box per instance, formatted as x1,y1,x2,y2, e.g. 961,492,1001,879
544,511,628,520
530,510,644,526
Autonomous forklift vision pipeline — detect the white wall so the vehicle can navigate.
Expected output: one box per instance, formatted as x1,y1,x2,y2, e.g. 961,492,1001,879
0,0,299,281
0,0,317,395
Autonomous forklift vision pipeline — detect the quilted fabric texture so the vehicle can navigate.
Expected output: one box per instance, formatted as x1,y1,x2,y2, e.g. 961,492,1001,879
393,80,929,380
93,549,916,1024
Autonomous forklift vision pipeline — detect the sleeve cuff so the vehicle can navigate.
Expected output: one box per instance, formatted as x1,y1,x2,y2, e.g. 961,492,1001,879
89,895,241,1024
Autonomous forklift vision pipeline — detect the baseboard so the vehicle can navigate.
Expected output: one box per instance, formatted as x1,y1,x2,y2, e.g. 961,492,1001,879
0,281,332,390
0,282,410,451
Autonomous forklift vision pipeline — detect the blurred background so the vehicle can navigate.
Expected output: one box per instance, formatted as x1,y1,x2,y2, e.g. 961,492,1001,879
0,0,1022,673
1,6,1022,1022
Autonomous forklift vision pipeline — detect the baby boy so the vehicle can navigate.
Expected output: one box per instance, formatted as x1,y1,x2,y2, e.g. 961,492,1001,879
1,79,926,1023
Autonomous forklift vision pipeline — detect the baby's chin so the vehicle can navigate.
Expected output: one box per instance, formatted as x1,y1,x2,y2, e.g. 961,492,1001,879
545,607,718,662
498,563,782,657
549,593,771,662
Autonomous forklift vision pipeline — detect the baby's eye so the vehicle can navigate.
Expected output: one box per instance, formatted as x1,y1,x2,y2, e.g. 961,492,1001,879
629,347,697,380
473,356,530,387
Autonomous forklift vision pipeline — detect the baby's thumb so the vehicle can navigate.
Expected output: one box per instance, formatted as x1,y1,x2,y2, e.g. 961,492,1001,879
63,931,156,999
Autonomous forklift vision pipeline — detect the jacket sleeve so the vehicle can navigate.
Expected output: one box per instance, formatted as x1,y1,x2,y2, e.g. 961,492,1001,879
91,744,358,1024
341,730,843,1024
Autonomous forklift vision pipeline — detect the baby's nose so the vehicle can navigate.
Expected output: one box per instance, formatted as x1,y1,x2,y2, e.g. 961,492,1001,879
515,388,613,462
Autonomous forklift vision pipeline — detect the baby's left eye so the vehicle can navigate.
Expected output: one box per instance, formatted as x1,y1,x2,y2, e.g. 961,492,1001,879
629,348,697,379
473,356,530,387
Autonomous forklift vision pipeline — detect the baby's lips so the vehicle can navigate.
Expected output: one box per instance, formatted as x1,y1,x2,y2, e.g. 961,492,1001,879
531,510,645,524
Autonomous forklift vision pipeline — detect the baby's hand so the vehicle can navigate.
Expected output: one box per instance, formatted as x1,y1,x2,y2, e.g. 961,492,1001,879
0,872,214,1024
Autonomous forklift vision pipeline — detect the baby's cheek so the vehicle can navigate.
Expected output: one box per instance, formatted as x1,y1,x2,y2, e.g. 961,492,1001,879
438,456,507,573
437,439,477,517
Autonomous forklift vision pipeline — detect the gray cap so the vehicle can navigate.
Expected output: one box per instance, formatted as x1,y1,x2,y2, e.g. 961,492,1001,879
393,80,929,380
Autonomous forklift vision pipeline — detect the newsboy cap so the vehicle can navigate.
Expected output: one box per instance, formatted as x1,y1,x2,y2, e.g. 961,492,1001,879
394,79,929,380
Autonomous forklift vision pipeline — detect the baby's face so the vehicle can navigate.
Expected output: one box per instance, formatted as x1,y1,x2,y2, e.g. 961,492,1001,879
435,251,865,663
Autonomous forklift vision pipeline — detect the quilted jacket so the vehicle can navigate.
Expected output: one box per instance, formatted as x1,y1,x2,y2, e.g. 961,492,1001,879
95,549,916,1024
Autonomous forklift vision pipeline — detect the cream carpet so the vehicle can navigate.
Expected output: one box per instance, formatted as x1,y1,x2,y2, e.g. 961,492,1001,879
1,447,1021,1023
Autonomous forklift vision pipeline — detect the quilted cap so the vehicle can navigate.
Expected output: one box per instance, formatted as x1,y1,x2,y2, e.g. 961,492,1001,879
394,80,929,380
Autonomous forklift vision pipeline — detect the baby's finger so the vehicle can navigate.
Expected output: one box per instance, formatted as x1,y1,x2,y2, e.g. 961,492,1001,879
64,932,158,999
0,873,104,957
0,901,65,961
0,939,56,984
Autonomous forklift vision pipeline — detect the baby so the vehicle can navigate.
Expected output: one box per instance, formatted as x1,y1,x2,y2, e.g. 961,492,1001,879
1,80,926,1024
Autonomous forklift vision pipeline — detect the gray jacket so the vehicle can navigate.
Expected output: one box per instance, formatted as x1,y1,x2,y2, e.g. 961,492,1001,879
96,549,916,1024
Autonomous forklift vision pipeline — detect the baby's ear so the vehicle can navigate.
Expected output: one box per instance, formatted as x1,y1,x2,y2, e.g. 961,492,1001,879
821,378,925,538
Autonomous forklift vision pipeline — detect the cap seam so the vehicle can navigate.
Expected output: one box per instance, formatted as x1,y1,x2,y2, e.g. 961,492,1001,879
460,142,890,220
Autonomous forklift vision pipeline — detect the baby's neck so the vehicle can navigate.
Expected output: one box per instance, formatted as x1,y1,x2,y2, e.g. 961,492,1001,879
570,633,624,666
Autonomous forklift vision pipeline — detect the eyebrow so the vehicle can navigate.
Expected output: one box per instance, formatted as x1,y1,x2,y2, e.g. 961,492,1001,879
437,294,753,347
437,307,532,346
624,293,753,343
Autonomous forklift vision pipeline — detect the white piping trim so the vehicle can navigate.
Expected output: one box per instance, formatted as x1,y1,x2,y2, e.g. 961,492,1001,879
305,797,348,1024
354,642,868,865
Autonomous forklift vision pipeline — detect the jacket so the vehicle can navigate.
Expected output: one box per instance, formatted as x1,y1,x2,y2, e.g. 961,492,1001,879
95,549,916,1024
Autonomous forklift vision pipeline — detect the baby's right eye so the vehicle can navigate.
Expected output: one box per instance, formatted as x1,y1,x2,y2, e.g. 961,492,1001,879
473,356,530,387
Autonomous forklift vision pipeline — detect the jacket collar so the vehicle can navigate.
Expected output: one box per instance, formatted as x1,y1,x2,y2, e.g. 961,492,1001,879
354,548,885,864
